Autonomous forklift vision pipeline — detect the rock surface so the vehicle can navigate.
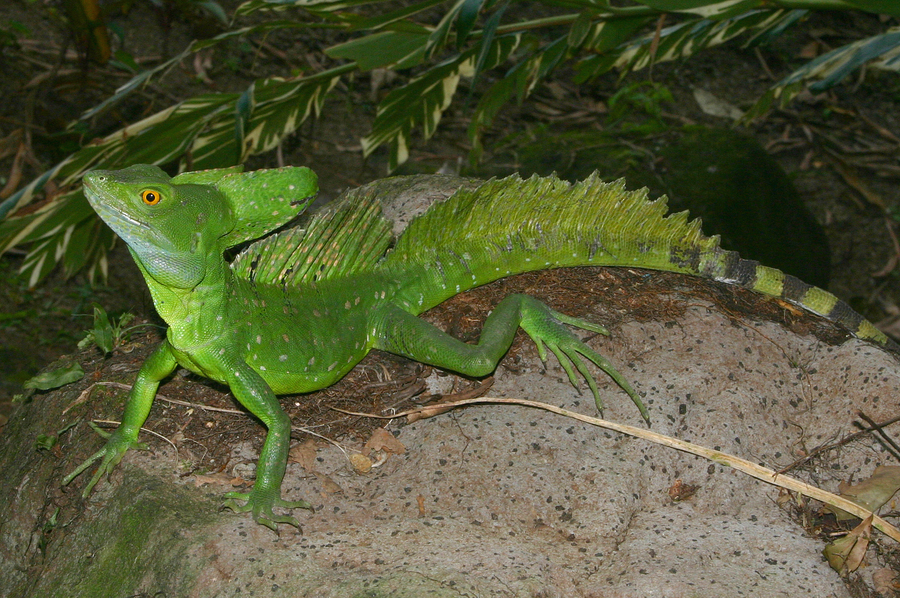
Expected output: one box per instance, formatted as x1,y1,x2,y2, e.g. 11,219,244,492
2,298,897,597
1,176,897,597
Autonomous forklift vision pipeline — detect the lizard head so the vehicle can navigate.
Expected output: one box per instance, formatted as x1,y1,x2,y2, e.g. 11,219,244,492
83,164,234,289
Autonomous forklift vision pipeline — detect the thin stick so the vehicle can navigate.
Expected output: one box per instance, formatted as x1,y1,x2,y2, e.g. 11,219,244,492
335,397,900,543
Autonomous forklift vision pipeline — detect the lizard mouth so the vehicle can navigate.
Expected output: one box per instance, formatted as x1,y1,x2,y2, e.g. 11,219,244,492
91,199,151,235
87,193,175,255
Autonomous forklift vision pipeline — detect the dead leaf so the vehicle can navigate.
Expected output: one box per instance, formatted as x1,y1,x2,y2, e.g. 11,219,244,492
350,453,373,474
668,479,699,502
799,41,821,59
872,568,898,596
363,428,406,456
824,516,872,575
289,439,319,472
692,88,744,120
315,473,344,494
826,153,886,209
827,466,900,521
408,403,455,423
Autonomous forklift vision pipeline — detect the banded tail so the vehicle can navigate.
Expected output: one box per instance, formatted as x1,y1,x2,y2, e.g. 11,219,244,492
379,173,893,347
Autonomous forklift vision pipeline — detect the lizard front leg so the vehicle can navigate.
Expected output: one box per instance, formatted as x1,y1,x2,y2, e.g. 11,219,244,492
220,359,312,532
63,340,178,494
373,296,648,422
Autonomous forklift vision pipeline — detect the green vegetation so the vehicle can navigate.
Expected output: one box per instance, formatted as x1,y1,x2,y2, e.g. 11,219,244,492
0,0,898,285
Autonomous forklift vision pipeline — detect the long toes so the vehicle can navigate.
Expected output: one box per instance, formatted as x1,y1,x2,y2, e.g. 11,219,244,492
546,343,580,389
221,495,252,513
552,311,609,336
579,347,648,424
271,514,303,530
278,498,313,511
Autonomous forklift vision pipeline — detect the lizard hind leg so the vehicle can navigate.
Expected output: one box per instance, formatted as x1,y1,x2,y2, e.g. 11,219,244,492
373,296,648,423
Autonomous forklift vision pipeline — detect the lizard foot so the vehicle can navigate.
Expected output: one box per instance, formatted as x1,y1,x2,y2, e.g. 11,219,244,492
222,487,313,533
62,423,148,496
519,297,649,424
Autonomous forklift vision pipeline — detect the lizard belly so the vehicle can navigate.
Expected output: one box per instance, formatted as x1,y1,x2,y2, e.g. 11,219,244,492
245,327,371,394
166,339,231,384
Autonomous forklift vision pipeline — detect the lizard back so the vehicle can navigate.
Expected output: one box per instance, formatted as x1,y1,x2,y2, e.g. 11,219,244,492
379,173,891,346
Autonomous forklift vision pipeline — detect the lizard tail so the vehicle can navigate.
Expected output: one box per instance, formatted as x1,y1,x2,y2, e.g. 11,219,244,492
379,173,894,348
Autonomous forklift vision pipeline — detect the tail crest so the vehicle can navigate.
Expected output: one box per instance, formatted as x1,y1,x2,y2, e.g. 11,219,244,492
379,173,891,346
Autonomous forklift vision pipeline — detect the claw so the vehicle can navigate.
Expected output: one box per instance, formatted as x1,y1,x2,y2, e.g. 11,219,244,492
223,489,312,533
520,299,649,425
62,425,147,496
552,311,610,337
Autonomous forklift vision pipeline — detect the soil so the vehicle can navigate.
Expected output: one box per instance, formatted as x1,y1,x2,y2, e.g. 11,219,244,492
0,3,899,594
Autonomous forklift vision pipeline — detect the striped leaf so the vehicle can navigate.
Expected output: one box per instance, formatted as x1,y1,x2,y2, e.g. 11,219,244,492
361,33,520,171
746,26,900,119
3,0,898,285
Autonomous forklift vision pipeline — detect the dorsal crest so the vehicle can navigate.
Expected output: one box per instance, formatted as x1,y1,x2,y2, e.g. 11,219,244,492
231,185,392,286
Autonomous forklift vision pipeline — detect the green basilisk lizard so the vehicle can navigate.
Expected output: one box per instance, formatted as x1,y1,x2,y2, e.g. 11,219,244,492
65,164,893,531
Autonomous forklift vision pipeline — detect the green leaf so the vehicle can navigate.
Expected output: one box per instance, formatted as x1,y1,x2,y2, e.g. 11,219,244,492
424,0,467,59
326,30,429,70
91,305,115,354
580,15,650,53
81,21,310,121
456,0,486,48
362,34,520,170
842,0,900,17
196,0,230,24
235,0,382,16
342,0,445,32
23,363,85,391
235,85,256,165
35,434,58,451
518,35,569,98
110,50,141,72
468,68,518,161
575,8,799,82
190,68,348,168
746,26,900,119
807,27,900,91
635,0,763,18
470,1,507,86
567,11,595,49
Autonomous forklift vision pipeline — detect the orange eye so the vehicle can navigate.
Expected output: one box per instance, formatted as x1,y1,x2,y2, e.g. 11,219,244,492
141,190,161,205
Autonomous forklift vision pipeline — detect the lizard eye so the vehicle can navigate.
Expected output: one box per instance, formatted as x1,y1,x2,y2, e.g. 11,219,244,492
141,190,161,205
